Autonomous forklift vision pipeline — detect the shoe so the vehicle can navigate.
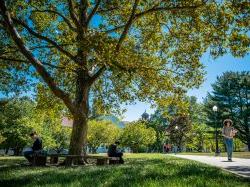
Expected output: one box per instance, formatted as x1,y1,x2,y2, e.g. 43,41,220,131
228,158,232,162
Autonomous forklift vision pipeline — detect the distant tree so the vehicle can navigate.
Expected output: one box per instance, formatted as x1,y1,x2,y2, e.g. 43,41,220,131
0,1,248,158
31,85,72,151
166,116,192,149
204,72,250,151
120,121,156,152
87,120,120,153
233,138,246,152
188,96,206,124
186,123,213,152
0,97,34,155
0,133,6,144
147,109,168,152
186,96,214,152
148,96,206,152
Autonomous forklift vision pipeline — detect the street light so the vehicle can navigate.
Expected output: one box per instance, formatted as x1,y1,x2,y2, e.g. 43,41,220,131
174,126,179,153
212,106,218,112
213,105,220,156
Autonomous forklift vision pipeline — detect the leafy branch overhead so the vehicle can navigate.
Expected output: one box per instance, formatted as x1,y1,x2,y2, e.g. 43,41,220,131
0,0,249,156
1,1,248,109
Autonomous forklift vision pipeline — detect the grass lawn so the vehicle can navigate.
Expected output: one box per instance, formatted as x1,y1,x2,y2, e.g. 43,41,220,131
179,152,250,159
0,154,249,187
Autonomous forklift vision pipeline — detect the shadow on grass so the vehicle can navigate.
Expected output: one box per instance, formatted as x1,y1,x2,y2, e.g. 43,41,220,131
0,157,249,187
226,166,250,177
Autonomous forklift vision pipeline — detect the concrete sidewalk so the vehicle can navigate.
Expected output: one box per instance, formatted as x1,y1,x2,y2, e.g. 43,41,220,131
171,154,250,178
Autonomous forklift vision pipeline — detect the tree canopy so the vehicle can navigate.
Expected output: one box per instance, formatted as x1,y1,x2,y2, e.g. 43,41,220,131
87,120,120,153
120,121,156,152
0,0,249,157
204,71,250,150
0,97,34,155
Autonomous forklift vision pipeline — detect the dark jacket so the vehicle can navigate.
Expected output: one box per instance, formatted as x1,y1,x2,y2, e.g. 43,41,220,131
108,144,117,157
32,137,42,151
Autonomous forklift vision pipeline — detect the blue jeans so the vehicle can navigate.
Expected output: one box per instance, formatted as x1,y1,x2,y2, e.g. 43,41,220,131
24,150,33,163
225,138,233,160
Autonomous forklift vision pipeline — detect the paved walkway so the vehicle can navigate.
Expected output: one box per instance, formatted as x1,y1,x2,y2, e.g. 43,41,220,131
171,154,250,178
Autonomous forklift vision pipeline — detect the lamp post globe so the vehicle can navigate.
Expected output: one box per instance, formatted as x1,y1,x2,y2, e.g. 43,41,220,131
212,105,220,156
212,105,218,112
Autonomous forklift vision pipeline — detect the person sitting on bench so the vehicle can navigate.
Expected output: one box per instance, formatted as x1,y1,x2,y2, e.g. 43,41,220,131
107,141,124,164
23,132,43,164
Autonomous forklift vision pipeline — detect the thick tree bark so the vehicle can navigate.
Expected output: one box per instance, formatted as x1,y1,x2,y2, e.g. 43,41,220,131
13,147,20,156
69,116,87,155
65,115,88,165
65,67,90,165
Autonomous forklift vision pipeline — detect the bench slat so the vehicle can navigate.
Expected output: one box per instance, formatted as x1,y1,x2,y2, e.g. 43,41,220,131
47,154,120,166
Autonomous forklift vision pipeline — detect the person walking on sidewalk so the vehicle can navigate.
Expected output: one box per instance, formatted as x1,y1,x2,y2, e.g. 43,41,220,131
222,119,237,161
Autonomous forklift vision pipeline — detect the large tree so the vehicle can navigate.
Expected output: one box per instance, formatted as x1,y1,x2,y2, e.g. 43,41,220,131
204,71,250,151
0,1,249,161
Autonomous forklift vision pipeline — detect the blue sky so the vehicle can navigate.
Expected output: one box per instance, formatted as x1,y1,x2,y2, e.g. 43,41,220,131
122,53,250,122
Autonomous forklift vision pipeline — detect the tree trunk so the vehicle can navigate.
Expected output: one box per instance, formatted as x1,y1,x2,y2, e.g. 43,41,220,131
14,147,20,156
5,148,9,155
65,115,88,165
65,70,90,165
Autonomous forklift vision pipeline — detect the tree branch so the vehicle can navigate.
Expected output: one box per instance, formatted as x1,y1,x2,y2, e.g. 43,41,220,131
103,25,125,33
12,18,76,61
32,9,77,32
0,1,75,114
67,0,80,29
134,3,206,20
86,0,101,26
115,1,206,51
79,0,88,27
97,6,119,13
41,62,67,70
116,0,140,52
89,65,106,85
0,56,27,63
0,56,67,70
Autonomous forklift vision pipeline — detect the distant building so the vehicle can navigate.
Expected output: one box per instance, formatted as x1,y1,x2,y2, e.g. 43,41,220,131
141,110,149,121
62,117,73,127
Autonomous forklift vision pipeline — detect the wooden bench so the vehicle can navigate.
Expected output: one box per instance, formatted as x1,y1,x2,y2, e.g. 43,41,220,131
48,154,84,165
48,154,120,165
32,151,47,166
108,157,120,164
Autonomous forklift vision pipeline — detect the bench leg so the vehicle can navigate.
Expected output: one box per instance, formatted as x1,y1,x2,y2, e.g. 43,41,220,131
96,159,108,165
50,156,59,164
109,160,120,165
32,156,47,166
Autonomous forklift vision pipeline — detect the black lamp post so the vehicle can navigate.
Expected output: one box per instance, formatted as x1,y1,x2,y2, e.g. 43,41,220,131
213,105,220,156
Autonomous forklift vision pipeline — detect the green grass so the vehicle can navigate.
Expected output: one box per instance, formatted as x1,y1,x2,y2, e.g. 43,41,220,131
0,154,249,187
179,152,250,159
